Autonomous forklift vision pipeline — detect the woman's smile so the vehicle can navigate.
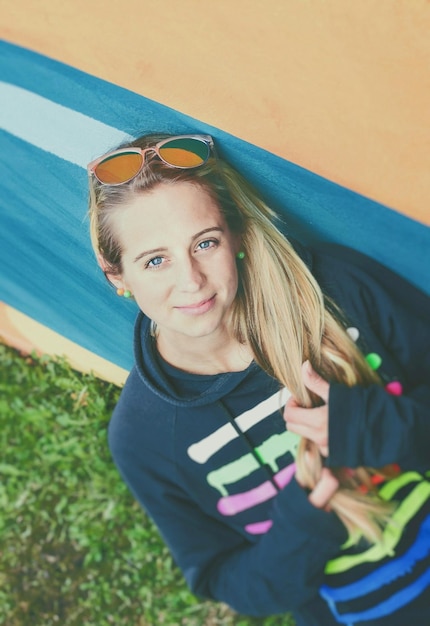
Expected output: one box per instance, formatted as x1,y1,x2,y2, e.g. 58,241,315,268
175,295,216,315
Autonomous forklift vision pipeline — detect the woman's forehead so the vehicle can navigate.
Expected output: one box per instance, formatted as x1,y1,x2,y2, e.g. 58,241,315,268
112,182,227,251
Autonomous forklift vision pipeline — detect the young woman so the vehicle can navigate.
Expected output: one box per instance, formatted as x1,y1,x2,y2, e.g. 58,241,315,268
87,134,430,626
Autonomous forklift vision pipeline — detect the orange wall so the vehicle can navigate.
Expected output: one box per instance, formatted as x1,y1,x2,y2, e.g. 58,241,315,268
2,0,430,224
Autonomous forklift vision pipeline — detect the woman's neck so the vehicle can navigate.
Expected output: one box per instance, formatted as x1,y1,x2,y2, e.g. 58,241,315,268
155,329,253,375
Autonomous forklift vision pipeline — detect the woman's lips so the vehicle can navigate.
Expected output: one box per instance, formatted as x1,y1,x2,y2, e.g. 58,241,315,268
175,295,216,315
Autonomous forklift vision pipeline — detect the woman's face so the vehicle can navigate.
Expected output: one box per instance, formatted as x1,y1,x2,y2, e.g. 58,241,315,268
109,181,241,346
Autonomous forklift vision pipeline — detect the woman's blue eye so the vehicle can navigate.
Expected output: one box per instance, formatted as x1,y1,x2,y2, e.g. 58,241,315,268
198,239,217,250
147,256,163,268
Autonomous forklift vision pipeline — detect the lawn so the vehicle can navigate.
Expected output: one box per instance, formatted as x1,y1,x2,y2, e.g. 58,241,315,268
0,343,295,626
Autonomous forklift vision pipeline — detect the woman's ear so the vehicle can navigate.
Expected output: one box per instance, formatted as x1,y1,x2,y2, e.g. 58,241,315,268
97,253,108,273
97,254,124,291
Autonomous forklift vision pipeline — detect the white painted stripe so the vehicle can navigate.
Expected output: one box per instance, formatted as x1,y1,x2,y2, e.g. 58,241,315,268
187,387,290,464
187,423,238,464
0,82,133,168
236,387,290,431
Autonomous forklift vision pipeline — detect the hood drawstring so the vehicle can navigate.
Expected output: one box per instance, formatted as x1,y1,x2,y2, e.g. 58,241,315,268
217,400,282,493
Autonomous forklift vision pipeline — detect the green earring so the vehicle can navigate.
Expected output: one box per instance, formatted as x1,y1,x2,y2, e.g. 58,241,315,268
117,288,132,298
236,251,245,260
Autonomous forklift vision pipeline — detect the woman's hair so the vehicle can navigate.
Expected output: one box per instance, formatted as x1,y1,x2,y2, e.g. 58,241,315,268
89,133,394,542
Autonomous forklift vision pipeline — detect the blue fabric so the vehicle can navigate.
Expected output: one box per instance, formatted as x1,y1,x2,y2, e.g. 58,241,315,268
1,40,429,371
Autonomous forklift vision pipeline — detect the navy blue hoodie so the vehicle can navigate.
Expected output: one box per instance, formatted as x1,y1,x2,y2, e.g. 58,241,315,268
108,244,430,626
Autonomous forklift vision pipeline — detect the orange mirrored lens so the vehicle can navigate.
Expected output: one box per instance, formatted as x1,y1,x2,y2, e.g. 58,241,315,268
159,138,210,167
159,147,205,167
95,152,143,184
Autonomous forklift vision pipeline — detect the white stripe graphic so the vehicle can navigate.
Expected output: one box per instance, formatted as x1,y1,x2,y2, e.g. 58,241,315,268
0,82,133,167
187,387,290,464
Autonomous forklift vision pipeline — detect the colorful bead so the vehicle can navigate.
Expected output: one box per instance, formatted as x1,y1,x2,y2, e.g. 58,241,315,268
365,352,382,370
117,287,132,298
346,327,360,342
385,381,403,396
370,473,386,486
236,251,245,260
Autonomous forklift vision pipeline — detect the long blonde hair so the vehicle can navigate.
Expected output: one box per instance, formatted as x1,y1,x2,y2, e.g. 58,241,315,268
89,134,394,542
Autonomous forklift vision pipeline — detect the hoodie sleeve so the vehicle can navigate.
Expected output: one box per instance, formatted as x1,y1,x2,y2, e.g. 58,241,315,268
310,245,430,471
328,380,430,470
108,396,345,619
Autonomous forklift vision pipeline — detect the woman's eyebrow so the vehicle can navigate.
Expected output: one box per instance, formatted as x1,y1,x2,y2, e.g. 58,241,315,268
193,226,224,239
133,247,166,263
133,227,224,263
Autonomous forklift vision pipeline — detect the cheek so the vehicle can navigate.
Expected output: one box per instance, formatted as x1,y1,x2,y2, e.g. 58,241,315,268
122,263,149,289
127,270,172,310
225,258,240,292
131,288,164,321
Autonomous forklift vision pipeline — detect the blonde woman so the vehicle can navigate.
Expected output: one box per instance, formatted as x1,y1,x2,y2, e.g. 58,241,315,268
88,134,430,626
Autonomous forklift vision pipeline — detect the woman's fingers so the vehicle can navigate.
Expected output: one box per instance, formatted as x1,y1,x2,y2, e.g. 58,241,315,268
308,468,339,509
301,361,330,403
283,362,330,456
284,404,329,456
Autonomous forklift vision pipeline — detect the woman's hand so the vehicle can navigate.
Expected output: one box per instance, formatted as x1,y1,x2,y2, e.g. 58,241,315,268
284,361,330,457
306,467,339,509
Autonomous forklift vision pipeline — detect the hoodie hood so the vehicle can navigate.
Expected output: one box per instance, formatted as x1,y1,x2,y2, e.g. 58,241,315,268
133,313,258,408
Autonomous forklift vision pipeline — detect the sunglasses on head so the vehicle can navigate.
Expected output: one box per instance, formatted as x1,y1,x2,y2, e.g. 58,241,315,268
87,134,215,186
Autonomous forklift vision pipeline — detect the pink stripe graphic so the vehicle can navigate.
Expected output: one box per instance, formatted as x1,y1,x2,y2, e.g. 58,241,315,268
245,520,273,534
217,463,296,516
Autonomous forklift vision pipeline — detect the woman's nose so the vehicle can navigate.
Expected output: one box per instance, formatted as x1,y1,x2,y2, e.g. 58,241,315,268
176,256,205,291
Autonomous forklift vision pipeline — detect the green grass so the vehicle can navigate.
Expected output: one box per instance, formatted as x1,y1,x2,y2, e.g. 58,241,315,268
0,343,295,626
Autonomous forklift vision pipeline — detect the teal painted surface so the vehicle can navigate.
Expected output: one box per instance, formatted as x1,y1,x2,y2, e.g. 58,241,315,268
1,41,428,369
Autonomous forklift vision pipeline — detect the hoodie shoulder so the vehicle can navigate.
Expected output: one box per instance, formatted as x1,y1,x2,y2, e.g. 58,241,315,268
108,364,177,462
305,243,430,324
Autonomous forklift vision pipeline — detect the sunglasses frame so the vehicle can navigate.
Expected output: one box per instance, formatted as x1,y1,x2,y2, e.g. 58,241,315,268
87,134,215,186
